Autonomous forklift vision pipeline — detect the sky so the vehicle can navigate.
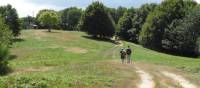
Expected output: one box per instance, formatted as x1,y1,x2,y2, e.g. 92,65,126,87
0,0,199,17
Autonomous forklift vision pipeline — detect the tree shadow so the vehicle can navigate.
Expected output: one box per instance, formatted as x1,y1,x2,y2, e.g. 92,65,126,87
82,36,118,45
8,55,17,60
43,30,60,33
142,45,199,58
125,40,199,58
12,38,25,43
160,49,199,58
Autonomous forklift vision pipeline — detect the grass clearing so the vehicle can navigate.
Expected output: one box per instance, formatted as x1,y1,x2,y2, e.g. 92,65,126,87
0,30,138,88
0,29,200,87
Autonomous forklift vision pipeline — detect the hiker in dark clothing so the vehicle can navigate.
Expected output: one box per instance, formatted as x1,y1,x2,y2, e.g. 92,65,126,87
120,49,126,63
126,46,132,63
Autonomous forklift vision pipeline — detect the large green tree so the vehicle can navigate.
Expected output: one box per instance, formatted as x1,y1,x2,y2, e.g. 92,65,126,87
108,7,127,24
79,2,115,38
36,9,55,29
38,10,60,32
118,12,133,40
139,0,185,49
130,3,157,42
60,7,82,30
0,4,20,37
164,8,200,56
162,1,198,56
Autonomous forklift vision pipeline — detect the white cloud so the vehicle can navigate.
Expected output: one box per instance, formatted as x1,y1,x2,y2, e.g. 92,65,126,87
0,0,64,17
195,0,200,3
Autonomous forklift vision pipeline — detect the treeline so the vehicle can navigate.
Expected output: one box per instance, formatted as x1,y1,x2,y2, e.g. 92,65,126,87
18,0,200,57
1,0,200,75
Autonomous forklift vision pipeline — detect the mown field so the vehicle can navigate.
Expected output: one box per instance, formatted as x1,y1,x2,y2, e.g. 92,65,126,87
0,30,139,88
0,29,200,88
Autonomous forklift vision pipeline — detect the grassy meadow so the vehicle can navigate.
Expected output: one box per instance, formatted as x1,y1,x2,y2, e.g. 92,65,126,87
0,30,138,88
0,29,200,87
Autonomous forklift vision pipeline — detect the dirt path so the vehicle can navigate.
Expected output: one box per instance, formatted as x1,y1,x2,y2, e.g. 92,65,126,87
162,71,197,88
135,67,155,88
112,41,198,88
114,41,155,88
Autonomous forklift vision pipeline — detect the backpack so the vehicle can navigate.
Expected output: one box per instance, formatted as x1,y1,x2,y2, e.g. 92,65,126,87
126,48,132,55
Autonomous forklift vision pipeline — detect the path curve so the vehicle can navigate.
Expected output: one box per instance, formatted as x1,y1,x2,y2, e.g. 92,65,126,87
115,41,155,88
162,71,197,88
135,67,155,88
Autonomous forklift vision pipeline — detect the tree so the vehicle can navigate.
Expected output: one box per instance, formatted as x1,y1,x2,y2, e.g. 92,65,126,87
139,0,185,49
20,16,36,29
60,7,82,30
108,7,127,24
118,12,133,40
0,17,12,75
127,7,136,17
79,2,115,38
162,6,199,56
36,9,55,29
38,10,60,32
0,4,20,37
130,3,157,42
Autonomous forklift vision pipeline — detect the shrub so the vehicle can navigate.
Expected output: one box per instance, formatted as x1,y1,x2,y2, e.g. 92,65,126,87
0,17,11,75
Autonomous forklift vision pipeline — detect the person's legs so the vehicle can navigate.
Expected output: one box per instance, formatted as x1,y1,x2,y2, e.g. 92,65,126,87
127,55,131,63
121,58,124,63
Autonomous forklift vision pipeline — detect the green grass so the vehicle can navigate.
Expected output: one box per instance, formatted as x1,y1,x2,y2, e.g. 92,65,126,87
124,41,200,83
0,29,200,87
0,30,138,88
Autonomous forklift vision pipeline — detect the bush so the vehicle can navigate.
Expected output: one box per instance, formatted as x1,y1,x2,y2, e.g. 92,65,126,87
0,17,12,75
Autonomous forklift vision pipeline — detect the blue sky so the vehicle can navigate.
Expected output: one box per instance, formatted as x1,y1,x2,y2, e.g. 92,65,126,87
0,0,199,17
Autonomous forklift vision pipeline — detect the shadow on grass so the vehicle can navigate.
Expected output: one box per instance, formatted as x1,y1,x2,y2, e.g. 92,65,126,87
9,55,17,60
124,40,199,58
141,44,198,58
43,30,61,33
160,49,199,58
0,66,12,76
82,36,118,45
12,38,25,43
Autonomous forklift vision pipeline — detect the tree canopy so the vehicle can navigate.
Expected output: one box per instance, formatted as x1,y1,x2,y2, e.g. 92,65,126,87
79,2,115,38
0,4,20,37
139,0,185,49
60,7,82,30
37,10,60,32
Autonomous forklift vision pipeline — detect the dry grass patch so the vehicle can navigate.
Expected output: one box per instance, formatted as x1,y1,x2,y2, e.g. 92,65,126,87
65,47,88,54
33,30,78,42
10,66,54,75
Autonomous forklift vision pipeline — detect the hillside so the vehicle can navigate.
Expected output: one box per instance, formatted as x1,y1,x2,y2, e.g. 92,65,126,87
0,29,200,88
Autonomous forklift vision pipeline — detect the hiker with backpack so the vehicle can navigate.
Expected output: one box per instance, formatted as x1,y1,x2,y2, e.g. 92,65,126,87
126,46,132,63
120,48,126,63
